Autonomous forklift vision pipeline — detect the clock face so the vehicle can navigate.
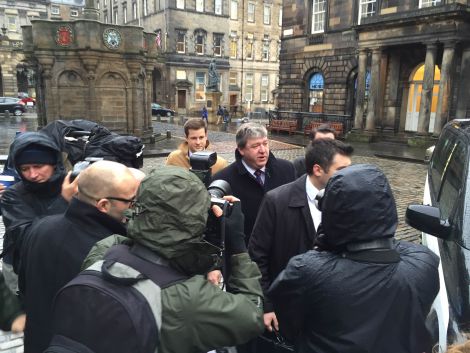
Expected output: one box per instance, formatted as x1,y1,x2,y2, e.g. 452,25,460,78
103,28,122,50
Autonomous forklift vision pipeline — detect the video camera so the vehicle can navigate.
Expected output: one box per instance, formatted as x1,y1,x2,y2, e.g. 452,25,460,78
70,157,104,181
189,151,232,249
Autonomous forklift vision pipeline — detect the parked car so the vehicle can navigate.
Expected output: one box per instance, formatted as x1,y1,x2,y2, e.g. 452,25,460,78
0,97,26,116
18,93,36,106
406,119,470,352
151,103,174,117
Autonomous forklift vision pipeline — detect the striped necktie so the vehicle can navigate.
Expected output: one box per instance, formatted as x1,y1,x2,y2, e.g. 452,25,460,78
254,169,264,186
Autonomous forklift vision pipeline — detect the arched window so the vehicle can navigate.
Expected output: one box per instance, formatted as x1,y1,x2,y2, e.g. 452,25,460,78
309,72,324,113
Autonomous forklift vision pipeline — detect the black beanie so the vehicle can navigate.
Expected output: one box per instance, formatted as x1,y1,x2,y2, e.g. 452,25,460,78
16,144,57,166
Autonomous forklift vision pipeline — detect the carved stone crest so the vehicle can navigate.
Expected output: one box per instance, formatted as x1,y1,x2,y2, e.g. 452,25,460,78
55,26,74,47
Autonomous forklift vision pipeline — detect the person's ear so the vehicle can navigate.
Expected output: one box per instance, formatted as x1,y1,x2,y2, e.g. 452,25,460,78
312,164,323,177
96,198,111,213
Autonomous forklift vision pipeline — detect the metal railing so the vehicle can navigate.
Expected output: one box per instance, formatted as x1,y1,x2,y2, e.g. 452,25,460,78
268,110,354,134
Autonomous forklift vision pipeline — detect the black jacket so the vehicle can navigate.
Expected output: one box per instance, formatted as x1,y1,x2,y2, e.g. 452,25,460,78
20,198,127,353
268,164,440,353
212,150,295,240
292,156,306,178
1,132,67,271
248,175,315,312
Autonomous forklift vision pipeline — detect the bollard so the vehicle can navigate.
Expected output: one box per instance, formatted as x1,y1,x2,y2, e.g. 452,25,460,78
169,115,174,124
157,114,161,122
166,130,171,139
4,110,10,119
179,116,184,125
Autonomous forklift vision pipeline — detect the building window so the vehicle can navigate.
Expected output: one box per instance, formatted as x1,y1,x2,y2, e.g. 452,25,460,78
132,1,137,18
230,0,238,19
309,72,324,113
215,0,222,14
263,5,271,25
97,0,100,9
143,0,148,15
230,39,237,58
419,0,441,7
214,34,222,56
245,73,253,102
246,33,254,60
261,74,269,102
176,70,187,79
311,0,325,33
177,31,186,53
247,2,255,22
195,72,206,101
229,72,237,85
113,7,118,22
70,8,79,16
7,16,17,31
123,3,127,22
358,0,376,24
195,33,204,55
262,36,269,61
51,6,60,15
177,0,185,9
279,7,282,26
196,0,204,12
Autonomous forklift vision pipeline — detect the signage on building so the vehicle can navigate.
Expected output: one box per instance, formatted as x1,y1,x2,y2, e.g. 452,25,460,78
55,25,74,47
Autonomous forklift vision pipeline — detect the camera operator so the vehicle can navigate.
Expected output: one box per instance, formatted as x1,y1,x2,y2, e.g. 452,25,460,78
71,166,264,353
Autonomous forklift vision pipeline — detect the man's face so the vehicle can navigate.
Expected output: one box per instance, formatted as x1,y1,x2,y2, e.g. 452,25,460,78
186,128,208,153
315,153,351,189
105,180,139,222
314,131,335,140
238,136,269,169
19,164,55,183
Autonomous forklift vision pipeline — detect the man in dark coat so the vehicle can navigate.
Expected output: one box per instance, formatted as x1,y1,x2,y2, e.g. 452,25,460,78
269,164,440,353
248,139,353,332
20,160,140,353
1,131,77,293
212,122,296,241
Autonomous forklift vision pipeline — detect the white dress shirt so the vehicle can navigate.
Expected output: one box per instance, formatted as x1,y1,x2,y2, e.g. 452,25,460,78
306,177,322,231
242,160,266,184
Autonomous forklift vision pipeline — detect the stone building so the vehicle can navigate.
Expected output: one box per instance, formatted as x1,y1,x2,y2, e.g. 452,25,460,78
0,0,85,98
99,0,282,115
227,0,282,113
279,0,470,143
0,0,48,97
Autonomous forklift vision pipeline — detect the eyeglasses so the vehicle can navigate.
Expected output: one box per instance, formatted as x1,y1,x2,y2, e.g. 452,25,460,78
105,196,137,207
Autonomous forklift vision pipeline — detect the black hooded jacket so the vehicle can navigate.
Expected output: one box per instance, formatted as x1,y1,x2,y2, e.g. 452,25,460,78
268,164,440,353
0,132,67,271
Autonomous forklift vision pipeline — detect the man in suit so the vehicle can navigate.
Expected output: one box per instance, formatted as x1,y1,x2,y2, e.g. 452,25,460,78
248,139,353,333
212,123,296,242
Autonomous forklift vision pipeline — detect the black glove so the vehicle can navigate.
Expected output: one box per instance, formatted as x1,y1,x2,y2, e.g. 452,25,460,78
224,201,247,255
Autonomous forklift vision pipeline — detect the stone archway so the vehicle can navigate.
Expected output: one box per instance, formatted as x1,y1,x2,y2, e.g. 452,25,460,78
57,70,87,118
405,63,440,133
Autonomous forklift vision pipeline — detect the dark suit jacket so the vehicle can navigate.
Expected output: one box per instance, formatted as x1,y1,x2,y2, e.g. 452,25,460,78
212,150,296,240
248,175,316,312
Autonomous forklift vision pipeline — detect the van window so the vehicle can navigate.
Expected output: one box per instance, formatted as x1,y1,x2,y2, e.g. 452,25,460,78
430,131,458,199
438,141,466,221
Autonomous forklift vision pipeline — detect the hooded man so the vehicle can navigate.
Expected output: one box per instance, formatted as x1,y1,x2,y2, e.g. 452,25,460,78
1,131,77,293
268,164,440,353
56,167,264,353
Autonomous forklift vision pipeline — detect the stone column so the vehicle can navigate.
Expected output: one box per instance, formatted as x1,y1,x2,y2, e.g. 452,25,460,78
37,56,55,127
365,47,381,131
455,46,470,119
417,43,437,135
434,42,455,136
384,53,400,132
84,0,99,20
82,57,98,121
353,49,368,131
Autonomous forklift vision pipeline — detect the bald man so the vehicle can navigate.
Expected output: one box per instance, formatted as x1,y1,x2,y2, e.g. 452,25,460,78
19,161,140,353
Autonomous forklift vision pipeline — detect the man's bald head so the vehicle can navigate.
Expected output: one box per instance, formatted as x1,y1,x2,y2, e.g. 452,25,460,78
77,160,139,221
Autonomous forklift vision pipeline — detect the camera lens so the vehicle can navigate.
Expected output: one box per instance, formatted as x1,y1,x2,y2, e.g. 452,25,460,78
207,180,232,199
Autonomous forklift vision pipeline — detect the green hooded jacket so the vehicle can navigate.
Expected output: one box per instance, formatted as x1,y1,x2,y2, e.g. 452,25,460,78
82,166,264,353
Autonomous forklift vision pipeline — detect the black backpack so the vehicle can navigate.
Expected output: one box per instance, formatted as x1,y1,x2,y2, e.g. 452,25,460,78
46,244,187,353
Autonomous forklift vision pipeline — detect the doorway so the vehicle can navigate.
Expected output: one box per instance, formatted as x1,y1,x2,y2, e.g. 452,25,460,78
405,64,440,133
177,90,186,109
